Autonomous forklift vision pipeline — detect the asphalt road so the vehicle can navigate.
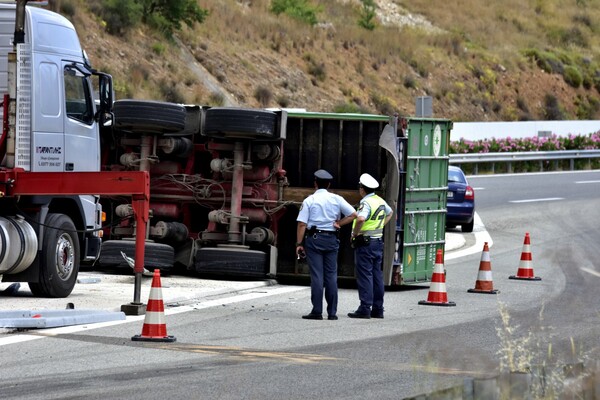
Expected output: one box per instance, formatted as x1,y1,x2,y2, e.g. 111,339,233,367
0,170,599,399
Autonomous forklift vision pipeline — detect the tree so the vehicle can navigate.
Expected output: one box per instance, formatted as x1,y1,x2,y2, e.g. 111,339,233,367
270,0,321,26
98,0,208,37
138,0,209,36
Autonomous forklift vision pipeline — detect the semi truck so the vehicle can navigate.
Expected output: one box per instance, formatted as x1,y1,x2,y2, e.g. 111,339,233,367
96,104,452,286
0,1,150,300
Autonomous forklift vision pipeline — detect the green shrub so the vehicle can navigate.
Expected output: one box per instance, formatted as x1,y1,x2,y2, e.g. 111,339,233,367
358,0,377,31
403,76,417,89
96,0,143,35
543,94,566,120
95,0,208,37
254,85,273,107
277,95,290,108
563,65,583,88
370,93,395,116
522,49,562,74
60,0,76,17
307,60,326,81
208,92,225,107
151,42,166,55
333,102,369,114
158,79,185,103
270,0,321,26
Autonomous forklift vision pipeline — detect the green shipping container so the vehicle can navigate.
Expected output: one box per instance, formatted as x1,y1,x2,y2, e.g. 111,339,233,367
276,111,451,287
399,119,452,284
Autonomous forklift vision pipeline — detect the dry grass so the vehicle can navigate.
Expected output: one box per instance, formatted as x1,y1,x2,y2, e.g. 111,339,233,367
69,0,600,121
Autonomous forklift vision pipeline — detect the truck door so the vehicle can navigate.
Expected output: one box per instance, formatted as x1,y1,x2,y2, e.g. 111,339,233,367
62,64,99,172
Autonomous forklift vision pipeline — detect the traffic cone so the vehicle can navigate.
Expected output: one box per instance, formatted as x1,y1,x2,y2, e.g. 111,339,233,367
419,249,456,306
509,232,541,281
468,242,499,294
132,269,176,342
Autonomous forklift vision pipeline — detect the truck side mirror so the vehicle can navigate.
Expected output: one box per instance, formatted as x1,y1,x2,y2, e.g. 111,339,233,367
98,73,114,112
95,72,114,127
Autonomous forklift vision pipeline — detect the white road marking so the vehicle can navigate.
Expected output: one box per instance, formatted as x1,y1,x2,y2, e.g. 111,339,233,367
509,197,563,204
446,213,492,260
0,286,306,347
575,180,600,184
580,267,600,278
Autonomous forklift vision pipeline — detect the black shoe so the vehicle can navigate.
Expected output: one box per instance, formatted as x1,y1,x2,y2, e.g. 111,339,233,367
370,313,384,319
302,313,323,320
327,315,338,320
347,311,371,319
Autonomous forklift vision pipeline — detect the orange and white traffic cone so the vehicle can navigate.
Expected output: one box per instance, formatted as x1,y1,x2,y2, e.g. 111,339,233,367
132,269,176,342
419,249,456,307
468,242,499,294
509,232,541,281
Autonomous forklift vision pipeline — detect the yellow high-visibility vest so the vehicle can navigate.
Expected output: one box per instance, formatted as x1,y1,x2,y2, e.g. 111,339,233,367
353,195,387,237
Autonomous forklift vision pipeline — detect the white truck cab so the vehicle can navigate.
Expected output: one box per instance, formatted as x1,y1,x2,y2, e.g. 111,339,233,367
0,1,113,297
0,2,102,172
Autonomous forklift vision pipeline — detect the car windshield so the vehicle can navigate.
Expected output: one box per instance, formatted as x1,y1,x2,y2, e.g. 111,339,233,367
448,169,466,183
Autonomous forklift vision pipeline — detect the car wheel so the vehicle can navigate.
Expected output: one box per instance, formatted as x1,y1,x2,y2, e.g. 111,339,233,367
97,240,174,271
113,100,187,134
28,214,79,298
203,108,278,139
462,220,474,233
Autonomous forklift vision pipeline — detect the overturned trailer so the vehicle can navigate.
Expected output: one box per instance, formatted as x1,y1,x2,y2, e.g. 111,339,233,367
97,103,451,286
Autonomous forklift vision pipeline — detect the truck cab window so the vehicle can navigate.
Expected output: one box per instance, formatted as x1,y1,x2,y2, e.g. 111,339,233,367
64,67,93,125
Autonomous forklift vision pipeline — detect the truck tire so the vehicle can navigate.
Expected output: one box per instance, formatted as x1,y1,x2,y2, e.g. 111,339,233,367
203,108,278,139
97,240,174,271
28,214,80,298
113,100,187,134
195,247,267,277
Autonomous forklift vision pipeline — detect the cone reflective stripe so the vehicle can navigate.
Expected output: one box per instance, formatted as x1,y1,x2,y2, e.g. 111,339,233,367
132,269,176,342
468,242,499,294
509,232,541,281
419,249,456,306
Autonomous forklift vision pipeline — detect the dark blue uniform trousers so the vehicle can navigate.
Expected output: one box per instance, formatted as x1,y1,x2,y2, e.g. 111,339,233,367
304,233,340,316
354,239,384,314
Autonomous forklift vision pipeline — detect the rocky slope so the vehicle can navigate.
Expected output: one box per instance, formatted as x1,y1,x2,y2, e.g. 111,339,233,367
67,0,600,122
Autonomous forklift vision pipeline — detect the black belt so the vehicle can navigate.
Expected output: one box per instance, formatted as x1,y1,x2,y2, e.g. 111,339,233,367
307,229,339,238
363,236,383,241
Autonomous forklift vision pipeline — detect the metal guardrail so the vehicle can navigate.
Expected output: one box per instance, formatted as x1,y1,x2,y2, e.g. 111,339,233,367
449,149,600,174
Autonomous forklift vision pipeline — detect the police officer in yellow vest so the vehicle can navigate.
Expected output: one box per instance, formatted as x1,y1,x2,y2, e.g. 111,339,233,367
348,173,394,319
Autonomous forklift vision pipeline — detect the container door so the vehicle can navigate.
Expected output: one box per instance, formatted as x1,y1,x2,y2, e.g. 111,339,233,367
401,119,452,284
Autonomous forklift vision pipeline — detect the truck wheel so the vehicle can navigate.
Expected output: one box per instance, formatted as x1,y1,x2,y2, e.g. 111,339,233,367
28,214,79,298
113,100,187,134
195,247,267,277
203,108,278,139
97,240,174,271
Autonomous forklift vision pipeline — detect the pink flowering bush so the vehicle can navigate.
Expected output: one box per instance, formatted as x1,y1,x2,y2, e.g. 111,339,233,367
450,131,600,173
450,132,600,154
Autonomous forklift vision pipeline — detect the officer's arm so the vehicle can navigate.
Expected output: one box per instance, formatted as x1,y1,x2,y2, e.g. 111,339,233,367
351,216,366,237
383,211,394,226
336,211,357,228
296,222,307,246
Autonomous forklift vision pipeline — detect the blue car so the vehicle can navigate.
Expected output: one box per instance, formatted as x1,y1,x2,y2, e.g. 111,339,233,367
446,165,475,232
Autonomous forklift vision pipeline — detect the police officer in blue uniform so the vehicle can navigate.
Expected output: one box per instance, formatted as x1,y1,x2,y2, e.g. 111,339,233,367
296,169,357,320
348,173,394,319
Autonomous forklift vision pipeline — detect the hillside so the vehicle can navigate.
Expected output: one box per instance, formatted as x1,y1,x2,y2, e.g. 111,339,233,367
61,0,600,122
